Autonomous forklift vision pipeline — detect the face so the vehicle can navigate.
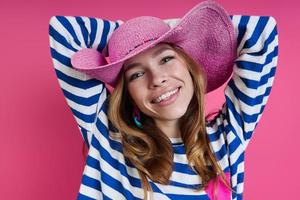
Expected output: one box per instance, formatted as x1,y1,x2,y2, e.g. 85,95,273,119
123,43,195,126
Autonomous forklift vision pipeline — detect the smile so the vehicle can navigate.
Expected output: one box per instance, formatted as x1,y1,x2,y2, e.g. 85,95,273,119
152,87,181,104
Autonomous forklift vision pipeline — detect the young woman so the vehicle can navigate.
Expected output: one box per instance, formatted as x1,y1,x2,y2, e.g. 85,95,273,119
49,1,278,199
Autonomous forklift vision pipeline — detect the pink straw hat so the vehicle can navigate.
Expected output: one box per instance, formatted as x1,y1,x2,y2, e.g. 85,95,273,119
71,0,237,93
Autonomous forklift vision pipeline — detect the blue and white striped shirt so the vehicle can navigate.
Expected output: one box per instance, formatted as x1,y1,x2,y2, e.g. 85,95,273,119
49,14,278,200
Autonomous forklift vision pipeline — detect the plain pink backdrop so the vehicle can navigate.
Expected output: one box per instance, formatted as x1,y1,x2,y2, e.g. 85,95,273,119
0,0,298,199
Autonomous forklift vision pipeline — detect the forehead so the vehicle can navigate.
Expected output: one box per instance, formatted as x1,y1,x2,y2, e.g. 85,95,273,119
123,43,174,69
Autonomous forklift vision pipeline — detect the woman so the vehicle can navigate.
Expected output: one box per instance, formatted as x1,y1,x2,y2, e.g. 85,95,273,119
49,1,278,199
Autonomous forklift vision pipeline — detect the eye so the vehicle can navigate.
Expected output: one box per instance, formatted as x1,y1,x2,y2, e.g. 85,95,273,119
161,56,174,64
129,71,144,81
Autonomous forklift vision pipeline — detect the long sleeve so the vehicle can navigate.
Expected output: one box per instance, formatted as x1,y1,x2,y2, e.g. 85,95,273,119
225,15,278,149
206,15,278,200
48,16,122,148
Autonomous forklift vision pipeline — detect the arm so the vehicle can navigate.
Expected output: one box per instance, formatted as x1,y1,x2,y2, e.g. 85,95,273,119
49,16,122,148
204,16,278,198
224,15,278,149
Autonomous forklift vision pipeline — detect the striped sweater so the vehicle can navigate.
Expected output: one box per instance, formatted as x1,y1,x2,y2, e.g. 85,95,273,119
49,14,278,200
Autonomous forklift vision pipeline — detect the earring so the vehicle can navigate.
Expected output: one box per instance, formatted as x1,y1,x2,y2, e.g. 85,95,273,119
132,105,143,129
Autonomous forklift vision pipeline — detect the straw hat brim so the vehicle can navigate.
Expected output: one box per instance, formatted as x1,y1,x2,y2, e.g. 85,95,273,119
71,1,237,93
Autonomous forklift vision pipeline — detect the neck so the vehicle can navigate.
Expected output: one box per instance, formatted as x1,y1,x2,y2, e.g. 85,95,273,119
154,119,181,138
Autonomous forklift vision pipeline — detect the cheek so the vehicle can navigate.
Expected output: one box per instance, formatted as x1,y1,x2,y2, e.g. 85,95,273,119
179,68,194,92
187,73,195,93
173,65,192,82
127,84,146,106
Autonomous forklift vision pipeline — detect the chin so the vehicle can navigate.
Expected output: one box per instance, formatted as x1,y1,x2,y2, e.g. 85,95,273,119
154,107,188,121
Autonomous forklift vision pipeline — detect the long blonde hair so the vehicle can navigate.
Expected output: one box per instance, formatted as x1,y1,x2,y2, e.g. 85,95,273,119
108,43,233,199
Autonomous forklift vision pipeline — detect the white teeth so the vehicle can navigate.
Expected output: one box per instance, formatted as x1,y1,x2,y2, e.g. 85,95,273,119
153,88,179,103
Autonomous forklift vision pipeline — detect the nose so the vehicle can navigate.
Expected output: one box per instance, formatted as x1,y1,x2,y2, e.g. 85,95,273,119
149,68,168,88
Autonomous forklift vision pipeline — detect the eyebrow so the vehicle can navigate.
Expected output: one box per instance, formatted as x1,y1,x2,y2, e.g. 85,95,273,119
124,45,173,71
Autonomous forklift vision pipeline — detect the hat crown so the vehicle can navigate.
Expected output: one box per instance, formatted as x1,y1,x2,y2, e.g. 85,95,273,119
108,16,170,62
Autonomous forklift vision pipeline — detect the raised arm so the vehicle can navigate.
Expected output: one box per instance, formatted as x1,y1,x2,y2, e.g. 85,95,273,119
224,15,278,149
49,16,122,148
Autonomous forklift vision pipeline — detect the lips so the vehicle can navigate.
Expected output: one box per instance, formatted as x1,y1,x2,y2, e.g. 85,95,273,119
151,87,181,104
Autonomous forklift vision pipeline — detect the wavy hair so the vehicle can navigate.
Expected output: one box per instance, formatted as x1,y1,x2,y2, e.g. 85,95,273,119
108,43,233,199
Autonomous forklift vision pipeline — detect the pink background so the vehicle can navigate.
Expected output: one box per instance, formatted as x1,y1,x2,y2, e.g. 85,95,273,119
0,0,298,199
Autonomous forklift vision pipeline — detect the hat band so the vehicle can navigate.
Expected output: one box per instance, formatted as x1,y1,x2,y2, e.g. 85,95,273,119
126,36,159,56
